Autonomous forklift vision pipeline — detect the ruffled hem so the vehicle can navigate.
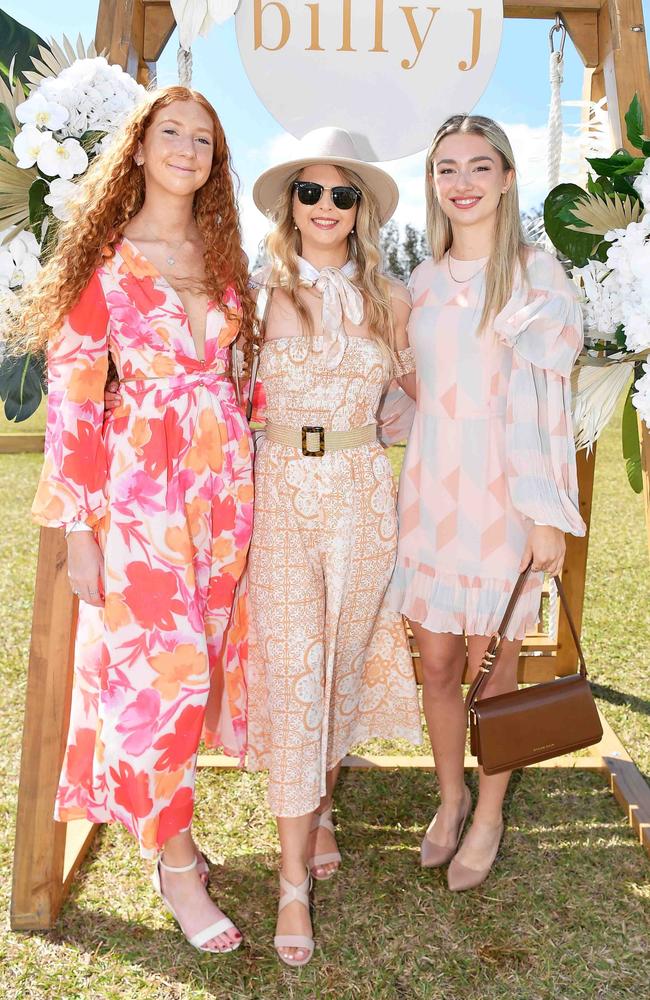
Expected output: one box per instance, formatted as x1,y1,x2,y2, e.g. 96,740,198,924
386,563,542,641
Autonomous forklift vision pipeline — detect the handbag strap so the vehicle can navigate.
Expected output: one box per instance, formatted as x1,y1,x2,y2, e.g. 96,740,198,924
465,564,588,716
245,286,273,422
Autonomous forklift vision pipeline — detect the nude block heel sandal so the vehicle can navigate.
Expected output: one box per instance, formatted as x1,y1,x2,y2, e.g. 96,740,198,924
308,806,342,880
274,870,315,968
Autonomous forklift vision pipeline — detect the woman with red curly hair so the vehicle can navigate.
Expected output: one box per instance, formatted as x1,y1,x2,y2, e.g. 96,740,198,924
20,87,255,954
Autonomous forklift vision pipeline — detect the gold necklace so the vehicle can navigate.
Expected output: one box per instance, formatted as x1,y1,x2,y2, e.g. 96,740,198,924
447,252,487,284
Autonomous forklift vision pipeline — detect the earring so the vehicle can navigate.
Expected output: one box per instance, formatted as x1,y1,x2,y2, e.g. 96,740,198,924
293,223,298,230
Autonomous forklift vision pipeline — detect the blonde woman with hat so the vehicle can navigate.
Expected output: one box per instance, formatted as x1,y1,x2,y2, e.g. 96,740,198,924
386,114,586,891
245,127,422,966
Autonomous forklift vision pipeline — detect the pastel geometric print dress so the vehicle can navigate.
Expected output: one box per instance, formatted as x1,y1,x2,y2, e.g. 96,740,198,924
245,319,423,818
387,248,586,640
32,239,254,858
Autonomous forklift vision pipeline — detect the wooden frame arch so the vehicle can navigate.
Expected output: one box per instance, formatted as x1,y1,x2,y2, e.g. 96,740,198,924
10,0,650,931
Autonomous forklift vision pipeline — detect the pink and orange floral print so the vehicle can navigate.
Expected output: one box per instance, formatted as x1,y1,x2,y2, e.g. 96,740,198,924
33,239,253,858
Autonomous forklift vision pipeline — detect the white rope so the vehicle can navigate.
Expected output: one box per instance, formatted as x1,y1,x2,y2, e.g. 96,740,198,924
177,45,193,87
547,48,564,192
545,17,566,256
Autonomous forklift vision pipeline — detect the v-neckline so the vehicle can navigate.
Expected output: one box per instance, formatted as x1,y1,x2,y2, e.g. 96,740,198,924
119,235,210,362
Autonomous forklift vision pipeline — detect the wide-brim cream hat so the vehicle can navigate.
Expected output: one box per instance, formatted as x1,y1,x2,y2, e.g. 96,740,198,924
253,127,399,225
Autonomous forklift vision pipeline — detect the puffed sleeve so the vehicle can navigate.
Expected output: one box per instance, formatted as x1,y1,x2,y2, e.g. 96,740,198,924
32,270,110,529
493,249,586,536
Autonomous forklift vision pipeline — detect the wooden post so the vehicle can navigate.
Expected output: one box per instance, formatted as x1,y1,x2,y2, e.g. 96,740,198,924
555,447,596,673
95,0,148,83
10,529,98,930
596,0,650,147
95,0,176,84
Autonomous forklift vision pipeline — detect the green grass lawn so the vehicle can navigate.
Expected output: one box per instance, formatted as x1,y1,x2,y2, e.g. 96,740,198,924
1,404,648,1000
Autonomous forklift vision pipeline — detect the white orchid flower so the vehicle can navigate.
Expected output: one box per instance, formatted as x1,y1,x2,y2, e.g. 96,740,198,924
633,161,650,208
16,92,69,132
0,234,41,288
13,125,56,169
10,231,41,258
0,249,15,289
37,136,89,180
13,250,41,286
632,362,650,425
171,1,240,49
44,177,79,221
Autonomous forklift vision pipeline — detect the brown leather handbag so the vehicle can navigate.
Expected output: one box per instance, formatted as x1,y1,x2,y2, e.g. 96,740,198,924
466,566,602,775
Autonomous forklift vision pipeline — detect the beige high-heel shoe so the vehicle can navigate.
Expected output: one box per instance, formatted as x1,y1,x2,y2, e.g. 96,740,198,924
308,806,341,880
420,785,472,869
447,821,504,891
151,856,242,953
274,869,315,968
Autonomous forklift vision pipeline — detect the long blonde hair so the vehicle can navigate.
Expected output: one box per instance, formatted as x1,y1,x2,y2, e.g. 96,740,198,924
8,86,256,367
263,165,396,361
425,114,528,331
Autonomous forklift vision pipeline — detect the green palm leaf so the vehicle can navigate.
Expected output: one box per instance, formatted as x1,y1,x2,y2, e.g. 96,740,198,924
0,147,37,237
0,10,45,86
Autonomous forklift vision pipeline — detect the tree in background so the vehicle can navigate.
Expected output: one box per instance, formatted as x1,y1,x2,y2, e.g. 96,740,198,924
380,222,428,282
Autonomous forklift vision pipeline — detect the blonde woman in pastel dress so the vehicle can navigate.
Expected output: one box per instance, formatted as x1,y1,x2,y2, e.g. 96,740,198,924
246,128,422,966
386,115,586,891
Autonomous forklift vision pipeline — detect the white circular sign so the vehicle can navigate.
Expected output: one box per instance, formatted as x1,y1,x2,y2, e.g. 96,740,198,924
236,1,503,161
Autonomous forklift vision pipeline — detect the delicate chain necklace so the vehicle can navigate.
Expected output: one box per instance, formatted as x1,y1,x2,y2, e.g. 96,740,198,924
447,252,488,284
141,224,194,267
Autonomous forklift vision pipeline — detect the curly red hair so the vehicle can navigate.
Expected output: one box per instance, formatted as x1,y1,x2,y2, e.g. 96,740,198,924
12,86,256,367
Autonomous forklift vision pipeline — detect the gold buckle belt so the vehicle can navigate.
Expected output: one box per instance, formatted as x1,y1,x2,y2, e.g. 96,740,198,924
265,422,377,457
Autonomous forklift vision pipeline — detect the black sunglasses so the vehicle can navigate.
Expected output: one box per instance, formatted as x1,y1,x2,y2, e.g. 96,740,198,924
292,180,362,211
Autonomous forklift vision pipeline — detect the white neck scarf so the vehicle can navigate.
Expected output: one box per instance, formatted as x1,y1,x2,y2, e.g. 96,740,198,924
297,256,364,369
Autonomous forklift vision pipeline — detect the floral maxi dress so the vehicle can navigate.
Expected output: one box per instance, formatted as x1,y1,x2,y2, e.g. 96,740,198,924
32,239,254,858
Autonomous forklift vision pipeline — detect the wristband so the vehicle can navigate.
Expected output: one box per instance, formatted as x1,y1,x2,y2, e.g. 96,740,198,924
64,521,93,539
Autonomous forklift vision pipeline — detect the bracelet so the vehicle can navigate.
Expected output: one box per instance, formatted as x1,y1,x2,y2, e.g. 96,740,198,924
64,521,93,539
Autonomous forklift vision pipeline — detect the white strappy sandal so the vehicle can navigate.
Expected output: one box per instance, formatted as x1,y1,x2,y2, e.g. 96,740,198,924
152,856,241,953
308,806,342,880
274,869,315,968
195,849,209,885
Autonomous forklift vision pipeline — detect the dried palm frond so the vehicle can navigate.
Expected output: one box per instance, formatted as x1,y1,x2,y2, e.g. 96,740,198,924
571,357,635,450
560,98,613,188
523,213,546,246
0,56,26,129
0,147,36,237
564,98,613,157
22,34,98,91
567,192,642,236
